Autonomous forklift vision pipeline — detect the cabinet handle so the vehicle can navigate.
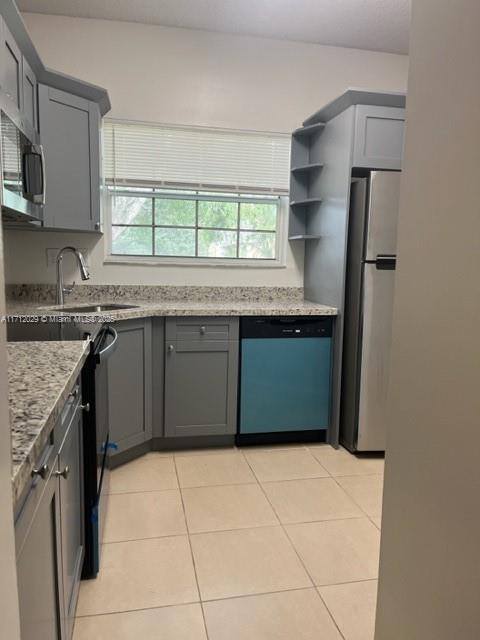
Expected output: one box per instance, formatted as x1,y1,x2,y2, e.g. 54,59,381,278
168,344,174,353
200,326,206,335
69,387,79,399
81,402,90,412
31,464,49,479
55,466,70,480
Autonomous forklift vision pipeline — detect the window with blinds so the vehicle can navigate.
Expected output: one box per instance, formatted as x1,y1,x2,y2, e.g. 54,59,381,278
103,120,290,194
103,120,290,262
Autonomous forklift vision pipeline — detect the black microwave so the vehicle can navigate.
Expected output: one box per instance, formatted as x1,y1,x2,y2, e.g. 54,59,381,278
1,110,45,223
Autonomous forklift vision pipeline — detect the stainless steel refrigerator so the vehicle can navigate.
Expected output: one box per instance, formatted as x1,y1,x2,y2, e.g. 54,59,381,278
340,170,401,452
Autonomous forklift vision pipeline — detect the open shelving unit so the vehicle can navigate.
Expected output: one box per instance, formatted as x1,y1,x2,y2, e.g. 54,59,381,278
288,121,326,241
291,162,324,175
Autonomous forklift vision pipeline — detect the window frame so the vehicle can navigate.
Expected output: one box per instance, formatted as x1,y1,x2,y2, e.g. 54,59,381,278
104,187,288,268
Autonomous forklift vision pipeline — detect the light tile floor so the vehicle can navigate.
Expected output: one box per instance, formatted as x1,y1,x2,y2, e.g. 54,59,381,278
74,444,384,640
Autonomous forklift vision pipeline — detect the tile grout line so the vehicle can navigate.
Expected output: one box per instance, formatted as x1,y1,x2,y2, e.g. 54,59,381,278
329,473,382,522
74,600,203,619
107,480,258,496
74,578,379,621
241,452,346,639
316,588,347,640
173,453,211,640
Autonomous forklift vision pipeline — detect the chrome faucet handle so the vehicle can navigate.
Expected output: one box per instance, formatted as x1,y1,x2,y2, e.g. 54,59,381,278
63,281,75,295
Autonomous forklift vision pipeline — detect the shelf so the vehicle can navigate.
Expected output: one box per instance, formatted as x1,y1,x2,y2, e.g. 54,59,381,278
291,162,324,174
289,235,322,241
290,197,322,207
292,122,325,137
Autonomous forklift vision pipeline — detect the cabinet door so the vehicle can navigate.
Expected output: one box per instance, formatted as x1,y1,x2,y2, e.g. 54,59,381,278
38,84,101,231
58,404,84,640
164,339,239,437
22,56,38,131
107,318,153,454
16,466,63,640
1,19,22,112
353,105,405,170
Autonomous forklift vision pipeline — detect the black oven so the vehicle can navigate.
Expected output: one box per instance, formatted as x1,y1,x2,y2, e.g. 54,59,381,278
82,325,118,578
1,109,45,223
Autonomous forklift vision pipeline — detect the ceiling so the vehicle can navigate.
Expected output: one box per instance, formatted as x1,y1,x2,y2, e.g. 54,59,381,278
17,0,411,54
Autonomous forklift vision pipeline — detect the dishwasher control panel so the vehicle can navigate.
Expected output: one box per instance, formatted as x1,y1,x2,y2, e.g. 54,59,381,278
240,316,333,338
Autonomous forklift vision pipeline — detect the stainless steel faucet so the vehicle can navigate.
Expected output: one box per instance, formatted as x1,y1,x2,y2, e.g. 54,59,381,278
56,246,90,305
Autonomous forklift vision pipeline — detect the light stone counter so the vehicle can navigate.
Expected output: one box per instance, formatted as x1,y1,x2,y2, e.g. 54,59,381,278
8,340,90,505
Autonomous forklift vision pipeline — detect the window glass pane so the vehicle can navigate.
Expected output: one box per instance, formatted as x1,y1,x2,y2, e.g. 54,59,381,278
155,227,196,256
240,202,277,230
111,226,152,255
112,196,152,224
198,229,237,257
198,201,237,229
239,231,275,259
155,198,196,226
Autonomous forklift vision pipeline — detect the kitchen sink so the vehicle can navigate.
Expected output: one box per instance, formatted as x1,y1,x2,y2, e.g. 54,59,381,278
59,303,139,313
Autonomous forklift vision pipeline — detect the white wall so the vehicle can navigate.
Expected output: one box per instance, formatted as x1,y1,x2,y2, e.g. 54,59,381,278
4,14,408,286
375,1,480,638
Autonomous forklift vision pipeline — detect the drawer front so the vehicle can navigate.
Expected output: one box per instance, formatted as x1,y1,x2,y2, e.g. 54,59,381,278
165,317,239,342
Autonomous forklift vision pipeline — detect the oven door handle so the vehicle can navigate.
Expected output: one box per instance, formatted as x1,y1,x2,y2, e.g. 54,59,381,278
98,326,118,362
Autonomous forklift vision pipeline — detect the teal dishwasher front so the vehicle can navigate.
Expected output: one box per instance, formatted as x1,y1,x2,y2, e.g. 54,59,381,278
237,316,333,445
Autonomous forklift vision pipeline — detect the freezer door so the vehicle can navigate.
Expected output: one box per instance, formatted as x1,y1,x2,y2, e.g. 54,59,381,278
365,171,401,261
357,263,395,451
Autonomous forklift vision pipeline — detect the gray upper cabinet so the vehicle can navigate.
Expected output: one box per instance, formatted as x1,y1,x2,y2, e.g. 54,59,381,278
38,84,101,231
22,56,38,131
107,318,153,455
16,461,63,640
1,18,22,112
58,404,84,640
0,17,38,136
352,105,405,170
164,317,239,438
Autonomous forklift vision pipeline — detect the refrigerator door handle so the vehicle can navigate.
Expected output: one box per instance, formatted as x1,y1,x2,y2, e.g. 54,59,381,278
375,255,396,270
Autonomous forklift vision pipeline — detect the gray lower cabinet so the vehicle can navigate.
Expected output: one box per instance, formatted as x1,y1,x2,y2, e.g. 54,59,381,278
107,318,153,455
15,387,84,640
164,317,239,437
16,462,63,640
38,84,101,231
58,404,84,640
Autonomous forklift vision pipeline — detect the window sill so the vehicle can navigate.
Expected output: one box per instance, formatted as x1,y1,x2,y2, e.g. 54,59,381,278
104,255,287,269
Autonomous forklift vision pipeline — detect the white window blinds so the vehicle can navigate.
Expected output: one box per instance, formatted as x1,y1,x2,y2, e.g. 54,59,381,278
103,120,290,195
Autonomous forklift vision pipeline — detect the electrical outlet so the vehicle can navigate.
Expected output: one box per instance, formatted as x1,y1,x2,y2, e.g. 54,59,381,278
46,248,59,267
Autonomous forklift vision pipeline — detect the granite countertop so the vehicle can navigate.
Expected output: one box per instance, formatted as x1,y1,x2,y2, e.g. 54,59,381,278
9,340,91,505
6,287,337,503
7,298,338,320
